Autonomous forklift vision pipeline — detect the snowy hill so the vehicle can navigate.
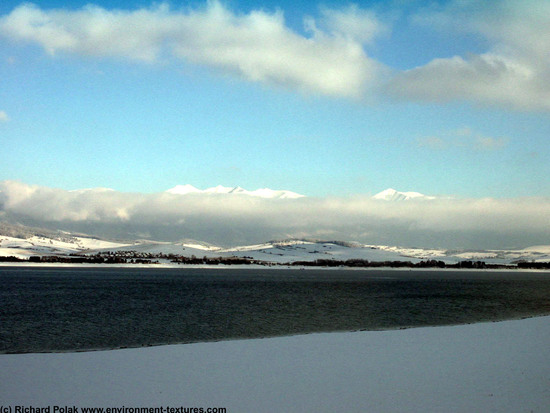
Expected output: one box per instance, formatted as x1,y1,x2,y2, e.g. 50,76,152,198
2,230,550,266
1,222,549,265
373,188,435,201
166,185,305,199
0,234,130,259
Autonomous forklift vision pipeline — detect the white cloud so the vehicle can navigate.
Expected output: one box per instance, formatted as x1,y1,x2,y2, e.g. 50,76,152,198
1,181,549,249
412,0,550,60
2,1,548,110
0,2,385,98
319,4,388,44
0,3,170,61
0,110,9,122
388,0,550,111
388,53,549,111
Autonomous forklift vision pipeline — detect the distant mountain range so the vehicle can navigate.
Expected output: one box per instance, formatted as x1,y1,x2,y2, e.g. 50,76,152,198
0,180,434,201
372,188,436,201
166,185,305,199
166,184,435,201
166,185,435,201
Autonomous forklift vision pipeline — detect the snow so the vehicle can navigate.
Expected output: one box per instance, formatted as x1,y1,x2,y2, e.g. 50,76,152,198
204,185,235,194
522,245,550,254
374,245,448,260
0,235,130,258
1,316,549,412
247,187,305,199
2,232,550,265
181,243,221,251
454,251,500,260
165,184,305,199
373,188,435,201
165,184,201,195
72,237,129,250
0,246,39,259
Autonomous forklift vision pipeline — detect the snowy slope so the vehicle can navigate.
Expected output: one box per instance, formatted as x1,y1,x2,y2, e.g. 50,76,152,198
164,184,202,195
166,184,304,199
3,316,550,412
373,188,435,201
1,224,549,265
0,234,130,258
85,239,550,265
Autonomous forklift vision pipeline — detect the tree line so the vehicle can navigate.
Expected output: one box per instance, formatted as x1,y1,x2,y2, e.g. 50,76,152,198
1,253,549,269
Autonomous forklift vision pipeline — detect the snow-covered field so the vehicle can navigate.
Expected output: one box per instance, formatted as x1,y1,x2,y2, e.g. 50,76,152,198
0,234,129,259
1,316,549,412
2,223,550,265
2,235,550,265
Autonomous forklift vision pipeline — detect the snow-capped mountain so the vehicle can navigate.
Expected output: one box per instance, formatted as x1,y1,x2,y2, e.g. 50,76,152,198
166,185,305,199
165,184,202,195
373,188,435,201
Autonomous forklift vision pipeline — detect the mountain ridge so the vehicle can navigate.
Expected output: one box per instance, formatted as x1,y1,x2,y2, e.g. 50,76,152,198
166,185,305,199
372,188,435,201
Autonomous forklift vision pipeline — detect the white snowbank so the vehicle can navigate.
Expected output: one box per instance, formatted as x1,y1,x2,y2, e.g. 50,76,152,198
2,316,550,412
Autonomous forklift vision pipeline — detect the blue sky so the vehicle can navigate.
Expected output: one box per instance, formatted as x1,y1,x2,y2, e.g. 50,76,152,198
1,0,549,198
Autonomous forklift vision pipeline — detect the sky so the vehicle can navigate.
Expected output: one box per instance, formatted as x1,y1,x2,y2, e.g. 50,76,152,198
0,0,549,248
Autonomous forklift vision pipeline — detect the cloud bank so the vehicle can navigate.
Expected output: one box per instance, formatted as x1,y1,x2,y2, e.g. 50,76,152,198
1,181,549,249
1,1,549,109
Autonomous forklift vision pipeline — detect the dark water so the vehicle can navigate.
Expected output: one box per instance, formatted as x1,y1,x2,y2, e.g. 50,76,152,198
1,266,550,353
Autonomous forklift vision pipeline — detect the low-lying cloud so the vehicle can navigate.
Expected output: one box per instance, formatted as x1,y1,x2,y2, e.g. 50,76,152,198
1,181,549,250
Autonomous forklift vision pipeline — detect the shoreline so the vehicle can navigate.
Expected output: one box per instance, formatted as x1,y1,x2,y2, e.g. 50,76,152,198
2,315,549,412
4,313,549,356
1,261,549,272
